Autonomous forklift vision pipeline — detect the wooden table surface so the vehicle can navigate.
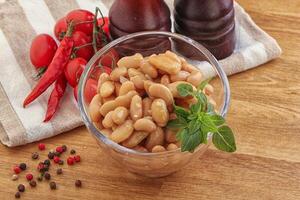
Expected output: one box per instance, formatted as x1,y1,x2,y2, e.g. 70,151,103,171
1,0,300,199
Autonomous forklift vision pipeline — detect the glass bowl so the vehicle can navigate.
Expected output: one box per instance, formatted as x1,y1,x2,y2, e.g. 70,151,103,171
78,31,230,177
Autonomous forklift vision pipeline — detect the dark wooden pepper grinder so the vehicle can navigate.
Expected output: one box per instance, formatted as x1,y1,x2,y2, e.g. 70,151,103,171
108,0,172,56
174,0,236,59
109,0,171,39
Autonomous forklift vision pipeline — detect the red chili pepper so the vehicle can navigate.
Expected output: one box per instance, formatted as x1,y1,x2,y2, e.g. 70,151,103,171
23,36,74,107
43,74,67,122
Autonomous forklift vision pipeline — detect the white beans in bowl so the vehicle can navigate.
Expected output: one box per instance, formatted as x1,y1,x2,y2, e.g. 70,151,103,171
89,51,216,153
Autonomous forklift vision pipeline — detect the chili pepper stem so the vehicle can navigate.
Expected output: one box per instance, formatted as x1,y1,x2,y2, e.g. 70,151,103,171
33,67,47,81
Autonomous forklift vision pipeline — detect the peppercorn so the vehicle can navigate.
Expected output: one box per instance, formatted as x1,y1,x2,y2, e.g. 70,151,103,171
32,152,39,160
18,184,25,192
74,155,81,162
37,162,45,172
49,182,56,190
19,163,27,171
54,151,61,157
11,174,19,181
56,168,63,175
48,152,55,159
25,173,33,181
62,145,67,152
67,157,75,165
37,174,43,182
70,149,76,155
44,159,51,166
58,160,64,165
29,180,37,187
44,172,51,180
13,166,21,174
15,192,21,199
53,156,60,164
75,180,82,187
38,143,46,150
43,165,49,172
56,146,63,153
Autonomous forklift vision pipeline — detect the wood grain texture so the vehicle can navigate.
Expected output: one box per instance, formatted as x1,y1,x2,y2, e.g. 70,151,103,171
0,0,300,199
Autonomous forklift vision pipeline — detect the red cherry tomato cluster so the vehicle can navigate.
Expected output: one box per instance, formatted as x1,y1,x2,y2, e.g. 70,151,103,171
27,8,119,122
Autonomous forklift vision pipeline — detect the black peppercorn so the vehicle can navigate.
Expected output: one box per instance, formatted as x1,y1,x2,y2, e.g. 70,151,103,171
49,182,56,190
19,163,27,171
48,152,55,159
15,192,21,199
75,180,82,187
17,184,25,192
37,174,43,182
58,160,64,165
62,145,67,152
31,152,39,160
44,172,51,180
54,151,61,157
70,149,76,155
29,180,37,187
44,159,51,166
56,168,63,175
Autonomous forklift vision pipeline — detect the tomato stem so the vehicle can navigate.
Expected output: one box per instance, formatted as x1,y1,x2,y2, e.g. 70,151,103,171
92,7,108,54
73,42,93,51
65,21,74,37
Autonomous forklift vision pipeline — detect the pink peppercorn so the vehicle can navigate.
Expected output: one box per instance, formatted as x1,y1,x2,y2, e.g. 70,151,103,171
53,156,60,164
38,143,46,150
67,157,74,165
74,155,81,162
13,166,21,174
26,173,33,181
56,146,63,153
37,162,45,171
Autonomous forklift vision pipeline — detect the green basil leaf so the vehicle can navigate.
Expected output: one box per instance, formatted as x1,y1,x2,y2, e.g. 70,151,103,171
181,129,203,153
212,125,236,152
188,114,198,120
197,78,212,91
200,113,218,133
190,101,202,114
177,83,194,97
167,119,187,129
188,120,201,134
176,128,186,141
209,115,225,126
174,105,190,120
195,93,208,111
206,102,215,113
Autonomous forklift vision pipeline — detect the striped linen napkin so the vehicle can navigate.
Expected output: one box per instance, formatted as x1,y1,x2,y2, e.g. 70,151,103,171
0,0,281,147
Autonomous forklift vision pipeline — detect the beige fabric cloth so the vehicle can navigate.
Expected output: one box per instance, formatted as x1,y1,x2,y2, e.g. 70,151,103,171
0,0,281,147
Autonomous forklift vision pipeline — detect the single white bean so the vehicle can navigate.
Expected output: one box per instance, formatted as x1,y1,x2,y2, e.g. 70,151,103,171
117,53,143,68
110,120,134,143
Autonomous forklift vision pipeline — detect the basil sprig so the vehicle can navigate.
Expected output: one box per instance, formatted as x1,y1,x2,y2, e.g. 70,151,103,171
167,81,236,153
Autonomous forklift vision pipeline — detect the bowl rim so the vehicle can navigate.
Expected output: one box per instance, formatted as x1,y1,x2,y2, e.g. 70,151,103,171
78,31,230,156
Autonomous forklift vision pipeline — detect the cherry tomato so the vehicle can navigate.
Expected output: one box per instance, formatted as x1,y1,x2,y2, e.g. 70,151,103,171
84,79,98,103
97,17,110,36
64,58,87,88
72,31,94,61
66,9,94,37
54,17,67,41
74,85,78,101
30,34,58,69
99,49,119,68
92,66,112,80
